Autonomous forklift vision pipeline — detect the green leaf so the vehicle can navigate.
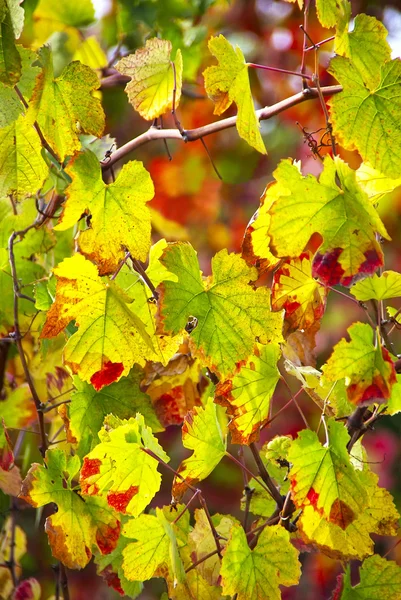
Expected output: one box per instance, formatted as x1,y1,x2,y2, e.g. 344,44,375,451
340,555,401,599
80,414,169,517
41,253,156,389
27,46,104,160
266,156,389,287
0,46,39,128
56,150,154,274
352,271,401,301
159,242,283,379
288,419,368,528
121,507,188,587
315,0,349,28
63,367,162,459
215,343,280,444
220,523,301,600
322,322,396,405
387,374,401,415
172,397,227,500
0,0,21,86
0,114,48,199
20,448,120,569
33,0,95,28
329,57,401,178
115,38,183,121
203,35,266,154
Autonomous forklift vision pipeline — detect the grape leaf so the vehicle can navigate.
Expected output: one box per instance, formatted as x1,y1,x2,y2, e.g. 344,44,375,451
215,343,280,445
33,0,95,32
0,114,48,199
0,385,36,429
329,56,401,178
356,162,401,203
62,367,162,459
386,373,401,415
115,38,182,121
158,242,283,379
203,35,266,154
272,252,327,331
20,448,120,569
267,156,389,287
288,419,368,529
41,253,156,390
0,0,21,86
315,0,349,28
335,14,391,89
0,46,39,128
220,523,301,600
322,322,396,405
55,150,154,274
298,468,399,560
12,579,41,600
27,46,104,160
351,271,401,301
80,414,169,517
121,507,188,587
340,555,401,600
172,397,227,501
0,419,13,471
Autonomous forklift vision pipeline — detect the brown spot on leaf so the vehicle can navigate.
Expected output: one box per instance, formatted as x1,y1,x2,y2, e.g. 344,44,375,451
96,520,121,555
99,566,125,596
329,499,355,529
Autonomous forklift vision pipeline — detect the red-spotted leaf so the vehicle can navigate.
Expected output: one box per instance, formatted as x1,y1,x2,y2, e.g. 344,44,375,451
19,448,120,569
322,322,396,405
80,414,169,517
215,343,280,444
288,419,368,529
272,252,327,331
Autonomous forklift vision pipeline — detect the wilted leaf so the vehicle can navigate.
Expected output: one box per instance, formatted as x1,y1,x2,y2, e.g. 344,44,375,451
115,38,182,121
172,397,227,500
41,253,156,389
220,523,301,600
203,35,266,154
56,150,154,273
158,242,283,379
322,322,396,405
215,343,280,444
80,414,169,517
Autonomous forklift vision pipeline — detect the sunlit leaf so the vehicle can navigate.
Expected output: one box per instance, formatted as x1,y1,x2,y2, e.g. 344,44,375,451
329,56,401,178
0,46,39,128
55,150,154,273
27,46,104,160
203,35,266,154
340,555,401,599
0,0,22,86
220,523,301,600
266,156,389,287
41,253,156,389
356,162,401,203
215,343,280,444
172,397,227,500
20,448,120,569
80,414,169,517
115,38,182,121
158,242,283,379
315,0,349,28
352,271,401,301
272,252,327,331
322,322,396,405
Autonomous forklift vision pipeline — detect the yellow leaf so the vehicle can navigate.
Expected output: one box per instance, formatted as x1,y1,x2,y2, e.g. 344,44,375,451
41,253,156,389
203,35,266,154
56,150,154,274
115,38,183,121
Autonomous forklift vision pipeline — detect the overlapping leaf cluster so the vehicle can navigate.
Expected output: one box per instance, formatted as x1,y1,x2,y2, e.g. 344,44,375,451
1,0,401,599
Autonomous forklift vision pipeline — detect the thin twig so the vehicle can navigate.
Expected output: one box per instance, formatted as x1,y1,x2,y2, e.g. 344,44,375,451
300,0,311,89
247,63,312,80
225,451,276,499
131,258,159,300
101,85,342,170
280,376,310,429
200,137,222,180
170,60,185,136
249,443,284,508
